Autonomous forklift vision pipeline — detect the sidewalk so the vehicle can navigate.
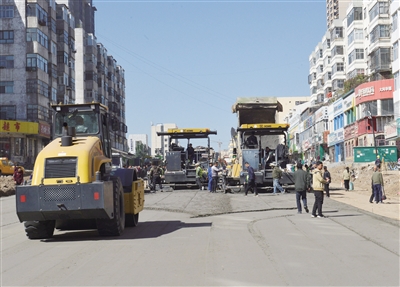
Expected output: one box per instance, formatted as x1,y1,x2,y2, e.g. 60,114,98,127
328,182,400,221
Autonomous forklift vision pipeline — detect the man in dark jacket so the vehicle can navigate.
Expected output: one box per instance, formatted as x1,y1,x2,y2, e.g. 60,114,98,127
323,166,331,197
293,163,310,213
244,162,258,196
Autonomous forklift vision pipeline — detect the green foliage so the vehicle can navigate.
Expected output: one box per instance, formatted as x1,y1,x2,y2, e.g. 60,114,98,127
343,74,370,93
135,141,148,158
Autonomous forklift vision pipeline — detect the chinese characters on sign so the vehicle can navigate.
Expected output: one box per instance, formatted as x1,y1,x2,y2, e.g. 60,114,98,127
0,120,39,134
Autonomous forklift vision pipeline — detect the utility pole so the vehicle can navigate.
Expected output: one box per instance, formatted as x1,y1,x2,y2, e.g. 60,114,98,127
367,105,378,157
212,140,222,161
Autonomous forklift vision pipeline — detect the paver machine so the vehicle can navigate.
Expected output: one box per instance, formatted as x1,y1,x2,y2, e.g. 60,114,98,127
15,103,144,239
237,123,295,188
156,128,217,189
227,97,295,190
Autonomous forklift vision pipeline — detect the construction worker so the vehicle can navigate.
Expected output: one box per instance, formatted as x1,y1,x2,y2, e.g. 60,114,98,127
149,164,163,192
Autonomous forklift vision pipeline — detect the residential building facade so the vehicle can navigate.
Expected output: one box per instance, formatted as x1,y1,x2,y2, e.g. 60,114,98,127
150,123,177,158
0,0,128,164
128,134,148,155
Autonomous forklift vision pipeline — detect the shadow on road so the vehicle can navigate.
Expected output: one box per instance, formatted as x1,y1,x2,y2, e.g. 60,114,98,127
42,221,212,243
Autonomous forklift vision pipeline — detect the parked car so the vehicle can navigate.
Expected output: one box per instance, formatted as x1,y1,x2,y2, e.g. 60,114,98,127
0,158,24,175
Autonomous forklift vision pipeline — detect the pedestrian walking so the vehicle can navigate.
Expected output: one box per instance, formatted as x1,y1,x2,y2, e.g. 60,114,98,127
271,163,285,194
293,162,310,213
369,180,375,203
207,162,213,191
323,166,331,197
371,165,384,204
211,162,222,192
311,161,329,218
244,162,258,196
342,167,351,191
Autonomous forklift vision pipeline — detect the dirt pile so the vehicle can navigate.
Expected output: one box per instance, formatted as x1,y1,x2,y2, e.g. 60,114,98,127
328,162,399,199
0,175,18,197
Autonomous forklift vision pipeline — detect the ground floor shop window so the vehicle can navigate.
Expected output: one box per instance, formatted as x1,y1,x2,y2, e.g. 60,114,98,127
0,137,11,157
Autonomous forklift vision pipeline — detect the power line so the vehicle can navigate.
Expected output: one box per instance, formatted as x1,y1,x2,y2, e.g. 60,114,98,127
96,32,233,103
94,36,231,113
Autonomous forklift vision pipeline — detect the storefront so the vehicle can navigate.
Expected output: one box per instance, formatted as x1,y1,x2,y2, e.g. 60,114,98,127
0,119,50,164
328,98,344,162
354,79,394,148
344,122,358,162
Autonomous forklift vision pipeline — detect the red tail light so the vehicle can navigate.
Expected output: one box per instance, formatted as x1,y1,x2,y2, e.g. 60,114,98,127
94,192,100,200
20,195,26,203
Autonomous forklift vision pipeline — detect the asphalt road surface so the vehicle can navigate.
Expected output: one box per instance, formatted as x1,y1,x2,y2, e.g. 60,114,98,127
1,190,399,286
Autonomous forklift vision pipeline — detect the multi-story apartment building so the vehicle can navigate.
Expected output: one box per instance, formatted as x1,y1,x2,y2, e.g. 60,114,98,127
326,0,349,29
128,134,148,155
364,0,392,80
150,123,178,158
388,0,400,144
330,20,346,96
0,0,127,163
302,0,397,163
344,2,367,79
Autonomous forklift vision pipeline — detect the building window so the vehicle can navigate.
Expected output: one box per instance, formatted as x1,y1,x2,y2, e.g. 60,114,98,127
0,55,14,68
27,54,48,73
347,7,362,27
50,18,56,33
393,41,398,62
87,33,96,46
369,1,389,21
51,87,57,102
85,71,98,82
394,72,399,91
56,30,68,44
0,81,13,93
393,12,398,32
331,45,344,57
0,105,16,120
26,28,48,49
0,30,14,43
26,79,49,97
51,41,57,55
50,64,57,78
27,3,48,25
370,25,390,44
27,104,49,121
0,5,14,18
332,79,344,90
381,99,394,116
332,62,344,74
330,27,343,39
370,48,391,71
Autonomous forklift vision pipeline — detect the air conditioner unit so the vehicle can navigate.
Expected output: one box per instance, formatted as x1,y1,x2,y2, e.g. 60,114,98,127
38,19,47,26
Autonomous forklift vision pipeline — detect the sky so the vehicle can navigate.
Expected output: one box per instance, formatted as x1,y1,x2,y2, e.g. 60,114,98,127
94,0,327,150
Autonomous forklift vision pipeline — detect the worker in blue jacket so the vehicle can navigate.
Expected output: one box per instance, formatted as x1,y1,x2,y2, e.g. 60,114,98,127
207,162,213,191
